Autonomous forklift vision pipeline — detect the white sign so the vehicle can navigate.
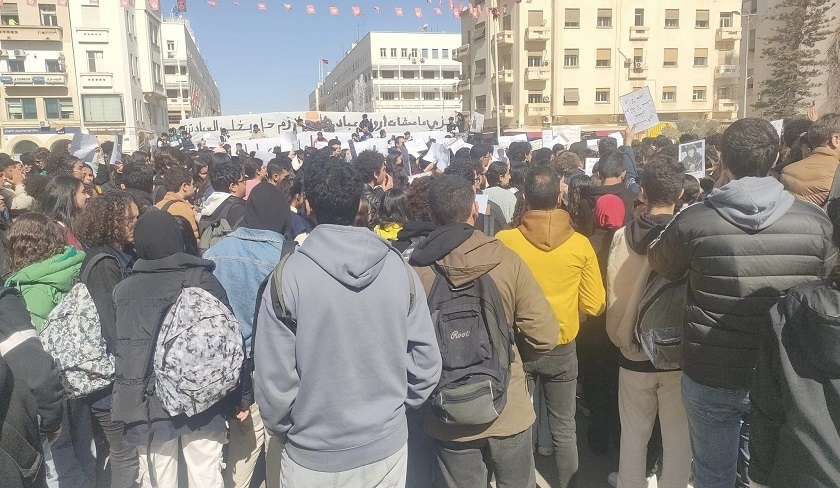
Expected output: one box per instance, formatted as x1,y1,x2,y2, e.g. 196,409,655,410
585,158,599,176
555,125,582,144
679,139,706,179
771,119,784,139
252,150,275,164
404,139,428,158
470,112,485,132
202,132,221,148
619,87,660,132
493,146,507,163
497,134,527,149
549,134,568,147
71,133,99,163
475,194,489,214
109,133,123,167
609,132,624,148
542,129,554,147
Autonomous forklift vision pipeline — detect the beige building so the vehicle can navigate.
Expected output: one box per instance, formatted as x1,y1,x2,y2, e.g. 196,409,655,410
456,0,742,133
0,1,82,158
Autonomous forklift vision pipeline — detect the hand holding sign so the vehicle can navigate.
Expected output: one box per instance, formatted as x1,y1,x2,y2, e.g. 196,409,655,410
619,87,660,133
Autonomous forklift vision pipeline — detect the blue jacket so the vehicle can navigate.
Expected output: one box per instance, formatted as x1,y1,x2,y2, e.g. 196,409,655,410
204,227,288,352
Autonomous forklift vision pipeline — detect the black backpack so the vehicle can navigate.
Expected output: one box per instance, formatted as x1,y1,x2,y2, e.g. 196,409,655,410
198,201,244,255
823,164,840,211
426,268,514,425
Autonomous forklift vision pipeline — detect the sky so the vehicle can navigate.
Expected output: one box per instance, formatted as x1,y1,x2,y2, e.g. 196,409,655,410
179,0,461,116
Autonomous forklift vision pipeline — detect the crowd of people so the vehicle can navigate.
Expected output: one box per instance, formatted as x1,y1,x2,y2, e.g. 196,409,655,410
1,112,839,488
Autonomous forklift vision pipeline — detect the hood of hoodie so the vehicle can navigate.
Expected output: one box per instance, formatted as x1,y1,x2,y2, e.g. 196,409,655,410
518,209,575,252
200,191,233,217
298,224,393,289
626,213,675,255
6,246,85,289
132,252,215,274
396,220,437,242
785,282,840,378
410,224,503,287
705,177,795,231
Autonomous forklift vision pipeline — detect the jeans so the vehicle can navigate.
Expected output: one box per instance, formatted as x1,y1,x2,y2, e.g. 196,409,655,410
282,443,407,488
44,398,96,488
90,407,138,488
681,374,751,488
433,429,535,488
525,345,578,488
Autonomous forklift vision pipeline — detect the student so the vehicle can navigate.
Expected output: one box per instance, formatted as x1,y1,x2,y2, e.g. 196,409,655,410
198,157,247,240
373,188,409,241
44,153,85,180
38,176,89,250
780,113,840,206
119,163,155,214
355,150,392,227
483,161,517,223
155,165,199,242
0,154,34,213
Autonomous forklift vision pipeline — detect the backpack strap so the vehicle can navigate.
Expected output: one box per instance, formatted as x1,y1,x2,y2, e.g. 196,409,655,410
80,253,118,284
160,200,177,213
397,250,417,316
250,239,297,366
824,163,840,210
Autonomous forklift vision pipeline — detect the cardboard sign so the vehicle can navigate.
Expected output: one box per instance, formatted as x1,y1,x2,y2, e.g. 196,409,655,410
619,87,660,132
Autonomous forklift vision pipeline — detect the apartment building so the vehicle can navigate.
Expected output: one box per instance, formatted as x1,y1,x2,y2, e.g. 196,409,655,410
0,1,82,158
67,0,167,152
456,0,742,132
309,31,462,113
162,17,221,128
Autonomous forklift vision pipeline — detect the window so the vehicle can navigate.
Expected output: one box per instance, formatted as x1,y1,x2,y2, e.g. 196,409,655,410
663,48,678,67
665,9,679,28
749,0,757,14
443,70,456,79
381,92,395,101
153,62,161,84
423,93,436,101
403,70,416,79
166,89,178,98
475,95,487,110
596,89,610,103
1,3,20,25
134,99,142,122
442,49,449,59
717,86,732,99
178,64,185,75
563,88,580,104
475,59,486,76
46,59,63,72
634,8,645,27
525,93,540,103
167,41,175,53
597,9,612,28
164,65,177,75
662,86,676,102
381,70,395,78
128,54,136,77
81,4,99,27
432,49,439,59
423,70,436,79
694,48,708,66
528,54,543,67
380,48,387,57
390,48,397,58
40,4,58,26
564,49,579,67
443,92,455,101
633,48,644,66
411,48,418,58
124,10,133,37
149,22,160,47
749,29,756,51
696,10,709,28
7,59,25,72
401,48,408,58
6,99,37,120
474,21,486,40
421,48,429,58
45,98,74,120
502,14,512,30
692,86,707,101
720,12,733,28
747,68,754,89
528,11,543,27
82,95,124,123
565,8,580,28
596,49,611,67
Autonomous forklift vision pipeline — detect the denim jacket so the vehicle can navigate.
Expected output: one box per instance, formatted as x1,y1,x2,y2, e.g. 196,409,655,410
204,227,287,353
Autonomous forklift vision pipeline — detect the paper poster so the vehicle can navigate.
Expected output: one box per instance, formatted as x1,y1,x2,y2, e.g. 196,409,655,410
584,158,599,176
679,139,706,179
277,133,298,152
555,125,582,144
493,146,507,163
771,119,784,139
202,132,220,148
408,171,432,184
550,134,568,147
253,150,275,164
586,139,600,151
609,132,624,148
542,129,554,147
470,112,485,133
109,133,123,167
497,134,527,149
619,87,660,133
71,133,99,162
369,138,390,155
529,139,544,150
404,139,428,157
475,194,489,214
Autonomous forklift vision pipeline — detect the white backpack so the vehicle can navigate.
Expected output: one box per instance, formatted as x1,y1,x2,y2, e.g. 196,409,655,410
153,270,244,417
40,254,118,398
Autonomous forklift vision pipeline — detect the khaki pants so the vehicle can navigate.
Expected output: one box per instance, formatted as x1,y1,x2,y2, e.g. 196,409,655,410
224,403,283,488
137,428,226,487
617,368,692,488
282,444,407,487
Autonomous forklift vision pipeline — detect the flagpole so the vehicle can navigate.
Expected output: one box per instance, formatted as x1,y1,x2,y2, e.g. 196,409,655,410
492,0,501,142
316,60,322,111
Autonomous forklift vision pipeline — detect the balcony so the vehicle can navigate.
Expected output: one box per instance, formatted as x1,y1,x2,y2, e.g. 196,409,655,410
526,103,551,117
456,79,471,92
495,30,513,46
493,69,513,84
525,26,550,41
80,72,113,89
716,27,741,42
0,25,62,42
453,43,470,61
715,65,739,79
525,66,551,81
0,72,66,85
74,27,109,44
716,98,738,113
628,65,648,80
629,26,649,41
494,104,514,119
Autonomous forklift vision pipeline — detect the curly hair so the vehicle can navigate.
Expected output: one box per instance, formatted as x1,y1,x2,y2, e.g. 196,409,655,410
7,212,67,274
353,150,385,184
43,152,81,176
153,145,187,174
75,191,135,247
405,174,436,222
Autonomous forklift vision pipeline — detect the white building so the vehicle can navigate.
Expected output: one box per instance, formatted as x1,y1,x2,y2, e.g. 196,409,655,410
67,0,167,152
162,16,221,128
309,31,462,113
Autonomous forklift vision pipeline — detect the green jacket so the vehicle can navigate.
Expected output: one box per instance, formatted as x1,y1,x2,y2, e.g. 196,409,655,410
5,246,85,331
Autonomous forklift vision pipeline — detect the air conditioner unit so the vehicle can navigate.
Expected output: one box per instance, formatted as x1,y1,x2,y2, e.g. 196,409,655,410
0,50,6,57
634,61,644,69
542,116,550,123
39,121,50,128
542,96,551,103
13,50,25,57
543,61,550,67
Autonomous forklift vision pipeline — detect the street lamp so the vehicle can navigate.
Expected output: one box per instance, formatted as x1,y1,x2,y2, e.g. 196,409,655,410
732,10,758,119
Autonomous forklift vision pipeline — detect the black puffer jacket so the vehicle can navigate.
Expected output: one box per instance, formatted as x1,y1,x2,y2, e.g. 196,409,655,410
650,177,835,390
750,281,840,487
576,183,638,237
362,184,384,228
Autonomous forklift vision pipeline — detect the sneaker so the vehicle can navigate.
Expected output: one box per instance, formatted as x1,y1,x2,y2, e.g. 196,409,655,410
607,472,618,487
536,445,553,456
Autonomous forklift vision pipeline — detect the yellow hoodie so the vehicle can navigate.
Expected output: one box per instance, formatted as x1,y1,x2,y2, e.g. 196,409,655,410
497,209,606,345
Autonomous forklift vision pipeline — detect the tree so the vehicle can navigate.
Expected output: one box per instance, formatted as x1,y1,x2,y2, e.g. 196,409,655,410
826,26,840,112
754,0,835,119
661,119,723,140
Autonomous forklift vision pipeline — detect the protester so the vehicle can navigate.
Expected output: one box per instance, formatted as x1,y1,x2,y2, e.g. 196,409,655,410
355,149,392,227
373,188,409,240
44,153,85,180
649,118,835,488
119,163,155,213
780,113,840,206
484,161,517,223
0,154,34,214
38,175,89,250
575,150,638,237
155,165,199,242
198,157,247,250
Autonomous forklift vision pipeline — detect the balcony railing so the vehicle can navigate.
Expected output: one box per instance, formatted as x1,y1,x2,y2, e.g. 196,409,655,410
453,43,470,61
629,26,649,41
0,25,62,41
716,27,741,42
525,26,550,41
79,72,113,89
526,103,551,117
0,72,66,85
74,27,109,44
525,67,551,81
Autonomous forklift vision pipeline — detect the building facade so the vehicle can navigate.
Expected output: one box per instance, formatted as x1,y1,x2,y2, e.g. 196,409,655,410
66,0,167,152
309,31,462,114
0,1,82,158
456,0,742,133
162,16,221,128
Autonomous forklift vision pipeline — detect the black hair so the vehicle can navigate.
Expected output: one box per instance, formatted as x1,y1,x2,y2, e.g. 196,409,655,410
639,154,685,207
509,164,527,191
806,114,840,148
721,118,780,179
679,134,700,144
123,163,154,193
531,147,552,165
192,155,209,181
567,174,598,230
173,215,200,256
597,136,618,156
44,153,81,176
353,150,385,184
376,188,409,227
679,174,701,208
486,161,508,188
524,165,561,211
507,141,531,162
385,150,403,175
304,158,363,226
130,151,150,165
428,174,475,225
781,118,813,149
653,135,673,148
243,159,261,179
597,150,625,179
153,146,186,175
443,158,476,184
210,159,243,192
163,165,193,193
454,147,472,159
328,139,341,148
267,156,292,177
39,175,83,226
552,143,565,153
469,143,493,160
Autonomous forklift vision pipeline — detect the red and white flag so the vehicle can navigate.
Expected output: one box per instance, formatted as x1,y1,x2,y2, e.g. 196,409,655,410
415,7,422,18
434,7,441,14
177,0,187,12
283,3,292,10
306,4,315,14
257,2,266,10
351,6,361,17
329,5,338,15
373,6,381,13
90,0,99,5
120,0,130,7
395,7,403,16
149,0,159,10
57,0,68,6
205,0,217,7
322,58,329,65
25,0,36,6
449,0,454,10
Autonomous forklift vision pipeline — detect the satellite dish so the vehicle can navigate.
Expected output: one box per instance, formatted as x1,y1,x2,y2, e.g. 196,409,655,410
421,24,429,31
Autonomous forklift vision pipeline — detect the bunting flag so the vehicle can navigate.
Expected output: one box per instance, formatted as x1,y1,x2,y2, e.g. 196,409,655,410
395,7,403,16
57,0,68,6
433,7,441,14
25,0,36,6
149,0,159,10
177,0,187,12
119,0,129,7
373,6,380,13
205,0,217,7
329,5,338,15
351,6,360,17
415,7,422,18
449,0,454,10
257,2,266,10
322,58,329,64
306,4,315,14
90,0,99,5
283,3,292,10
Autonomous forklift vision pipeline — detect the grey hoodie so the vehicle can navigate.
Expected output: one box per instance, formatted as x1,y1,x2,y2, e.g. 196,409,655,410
254,224,441,472
705,176,795,231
